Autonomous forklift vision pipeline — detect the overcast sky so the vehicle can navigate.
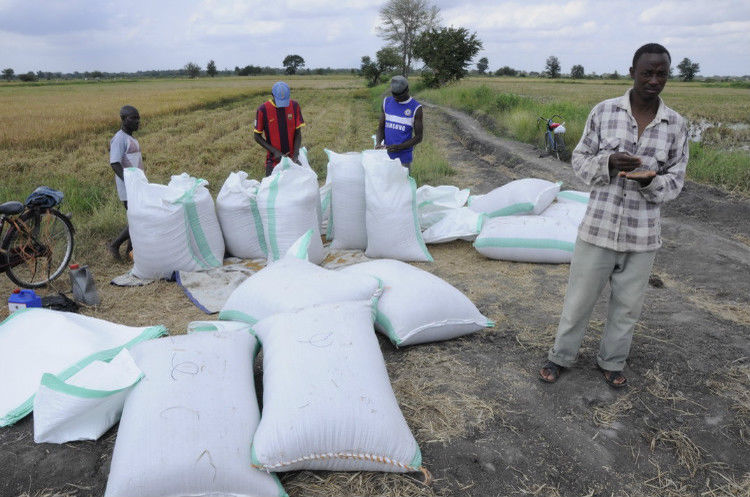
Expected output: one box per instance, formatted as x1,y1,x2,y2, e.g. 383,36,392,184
1,0,749,76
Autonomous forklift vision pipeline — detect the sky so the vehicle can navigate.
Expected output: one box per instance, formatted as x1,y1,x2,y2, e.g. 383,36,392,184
1,0,749,76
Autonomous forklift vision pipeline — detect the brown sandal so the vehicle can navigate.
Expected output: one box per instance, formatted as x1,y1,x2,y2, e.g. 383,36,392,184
539,361,564,383
598,365,627,389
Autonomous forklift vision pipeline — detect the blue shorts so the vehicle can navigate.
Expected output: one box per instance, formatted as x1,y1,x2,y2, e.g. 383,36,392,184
387,148,413,166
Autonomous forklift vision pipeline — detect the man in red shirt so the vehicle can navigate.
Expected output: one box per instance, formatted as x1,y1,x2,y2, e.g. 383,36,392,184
253,81,305,176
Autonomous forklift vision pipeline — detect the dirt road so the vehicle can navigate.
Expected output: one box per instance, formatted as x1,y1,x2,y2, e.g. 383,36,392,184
1,103,748,497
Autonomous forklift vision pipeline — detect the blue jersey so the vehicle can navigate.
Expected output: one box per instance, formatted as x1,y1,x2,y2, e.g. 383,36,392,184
383,96,421,164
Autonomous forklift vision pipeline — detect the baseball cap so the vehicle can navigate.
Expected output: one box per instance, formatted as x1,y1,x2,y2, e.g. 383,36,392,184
271,81,291,107
390,75,408,95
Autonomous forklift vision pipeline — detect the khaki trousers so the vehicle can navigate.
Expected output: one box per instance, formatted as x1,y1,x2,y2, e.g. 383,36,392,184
548,238,656,371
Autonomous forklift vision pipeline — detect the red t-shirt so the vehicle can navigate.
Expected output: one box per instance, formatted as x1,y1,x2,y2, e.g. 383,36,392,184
253,99,304,166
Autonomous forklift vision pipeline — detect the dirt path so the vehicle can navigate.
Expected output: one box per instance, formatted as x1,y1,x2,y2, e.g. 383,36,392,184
1,102,748,497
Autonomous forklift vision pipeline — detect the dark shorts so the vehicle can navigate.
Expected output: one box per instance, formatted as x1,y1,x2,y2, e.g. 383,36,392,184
265,157,279,177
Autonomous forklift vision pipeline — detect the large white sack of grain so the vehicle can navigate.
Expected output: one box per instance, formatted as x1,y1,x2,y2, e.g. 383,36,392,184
325,149,367,249
219,255,381,325
297,147,323,229
416,185,470,229
340,259,493,346
556,189,590,204
251,300,423,473
467,178,561,217
0,308,165,427
257,157,324,264
540,200,588,227
216,171,267,259
33,349,143,444
125,169,225,279
421,207,486,244
474,215,577,263
105,331,285,497
363,153,432,262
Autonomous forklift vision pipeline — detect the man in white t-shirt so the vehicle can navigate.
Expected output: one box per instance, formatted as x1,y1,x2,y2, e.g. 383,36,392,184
107,105,144,259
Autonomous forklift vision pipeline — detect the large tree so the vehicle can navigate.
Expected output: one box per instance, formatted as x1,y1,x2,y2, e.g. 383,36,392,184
545,55,561,78
570,64,585,79
413,26,482,88
378,0,440,76
184,62,201,78
206,60,217,77
2,68,14,81
283,54,305,75
476,57,489,75
360,47,401,87
677,57,700,82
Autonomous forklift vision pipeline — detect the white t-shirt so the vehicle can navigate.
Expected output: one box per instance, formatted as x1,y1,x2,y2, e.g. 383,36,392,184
109,130,143,201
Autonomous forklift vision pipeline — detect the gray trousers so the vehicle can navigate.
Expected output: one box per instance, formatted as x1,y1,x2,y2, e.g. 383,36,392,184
548,238,656,371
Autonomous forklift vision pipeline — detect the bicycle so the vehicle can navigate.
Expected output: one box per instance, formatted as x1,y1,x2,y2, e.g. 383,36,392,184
0,194,75,288
538,115,567,160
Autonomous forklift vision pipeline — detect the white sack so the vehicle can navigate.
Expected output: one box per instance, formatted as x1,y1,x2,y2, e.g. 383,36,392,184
125,169,225,280
422,207,485,244
219,255,381,325
468,178,561,217
251,300,422,473
0,308,165,427
556,189,590,204
257,158,324,264
474,215,577,263
363,153,432,262
216,171,267,259
297,147,323,230
340,260,493,346
416,185,470,229
540,201,588,227
33,349,143,443
325,149,367,249
105,331,284,497
319,182,331,233
187,320,253,334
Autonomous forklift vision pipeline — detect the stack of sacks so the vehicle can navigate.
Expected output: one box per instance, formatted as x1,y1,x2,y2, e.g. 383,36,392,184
474,188,590,263
105,328,287,497
215,171,267,259
0,308,165,427
468,178,561,217
341,259,494,346
125,169,225,279
416,185,470,229
362,151,432,261
257,156,325,265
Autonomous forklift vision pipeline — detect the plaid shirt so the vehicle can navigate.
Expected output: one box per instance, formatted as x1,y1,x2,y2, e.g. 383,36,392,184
572,89,689,252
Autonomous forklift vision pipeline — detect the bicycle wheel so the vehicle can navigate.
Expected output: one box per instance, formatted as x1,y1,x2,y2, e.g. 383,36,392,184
553,133,566,161
2,209,74,288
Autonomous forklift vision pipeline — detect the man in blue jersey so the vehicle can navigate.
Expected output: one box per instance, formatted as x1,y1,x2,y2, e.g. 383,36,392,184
375,75,423,172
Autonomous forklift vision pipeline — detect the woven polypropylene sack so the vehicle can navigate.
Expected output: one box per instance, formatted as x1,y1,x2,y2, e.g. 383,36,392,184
251,300,422,473
0,308,165,427
416,185,470,230
556,189,590,205
341,259,493,346
540,200,588,227
105,331,286,497
125,169,224,279
468,178,561,217
219,255,381,326
257,158,324,264
33,349,143,443
474,215,577,263
421,207,485,244
216,171,266,259
363,153,432,262
325,149,367,249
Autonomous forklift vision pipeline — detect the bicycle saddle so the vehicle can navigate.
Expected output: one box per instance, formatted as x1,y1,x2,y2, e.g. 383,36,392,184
0,201,24,215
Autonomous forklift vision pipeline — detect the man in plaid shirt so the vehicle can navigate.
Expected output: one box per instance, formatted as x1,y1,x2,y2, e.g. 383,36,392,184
540,43,689,388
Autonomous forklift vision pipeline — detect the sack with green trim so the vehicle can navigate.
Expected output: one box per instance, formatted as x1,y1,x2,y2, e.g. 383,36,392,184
251,300,423,473
556,189,590,204
540,200,587,227
125,169,225,280
422,207,485,244
33,349,143,443
297,147,324,230
416,185,470,230
325,149,367,249
216,171,267,259
340,259,493,346
257,157,324,264
0,308,166,427
468,178,561,217
363,153,432,262
105,330,286,497
219,254,381,326
474,215,577,264
187,320,253,334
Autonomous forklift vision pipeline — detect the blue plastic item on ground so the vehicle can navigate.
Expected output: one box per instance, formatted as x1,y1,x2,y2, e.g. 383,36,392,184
8,289,42,312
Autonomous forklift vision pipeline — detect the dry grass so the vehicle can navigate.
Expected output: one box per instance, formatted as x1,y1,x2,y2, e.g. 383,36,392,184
701,470,750,497
387,347,498,444
706,361,750,443
592,389,635,427
649,429,703,477
658,275,750,327
280,470,441,497
643,459,694,497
